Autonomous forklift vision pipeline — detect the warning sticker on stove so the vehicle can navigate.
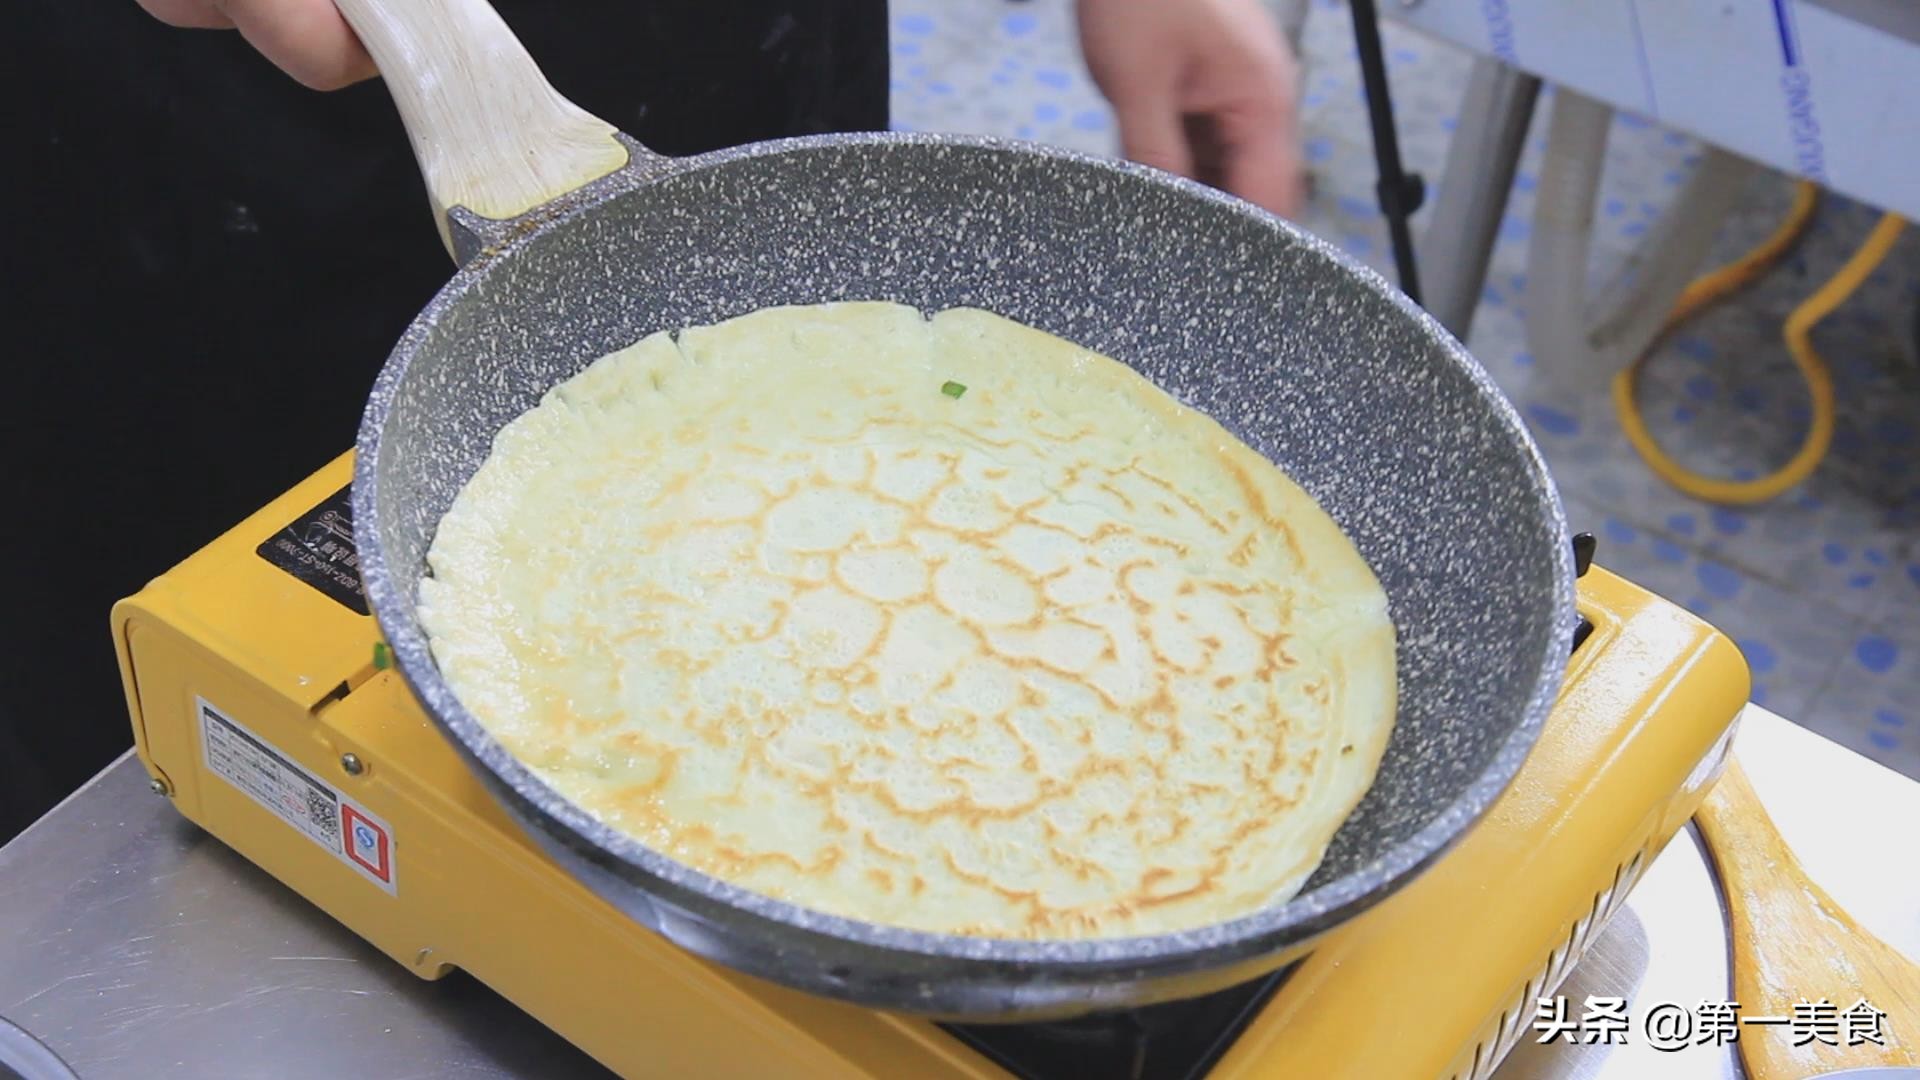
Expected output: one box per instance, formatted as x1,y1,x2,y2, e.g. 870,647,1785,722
196,697,396,895
256,484,369,616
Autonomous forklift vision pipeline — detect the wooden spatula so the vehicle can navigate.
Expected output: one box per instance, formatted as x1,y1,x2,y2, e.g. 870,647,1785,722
1694,756,1920,1079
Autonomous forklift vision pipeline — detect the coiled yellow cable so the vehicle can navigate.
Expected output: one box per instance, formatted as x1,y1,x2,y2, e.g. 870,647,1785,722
1612,180,1909,504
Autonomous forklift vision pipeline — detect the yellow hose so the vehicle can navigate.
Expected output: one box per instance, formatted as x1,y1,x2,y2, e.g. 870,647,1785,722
1611,180,1909,504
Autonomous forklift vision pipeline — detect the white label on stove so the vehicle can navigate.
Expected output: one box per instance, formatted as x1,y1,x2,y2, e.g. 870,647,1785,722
196,696,397,895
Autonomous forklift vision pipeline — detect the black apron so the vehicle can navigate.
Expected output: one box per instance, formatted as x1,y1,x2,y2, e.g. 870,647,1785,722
1,1,890,838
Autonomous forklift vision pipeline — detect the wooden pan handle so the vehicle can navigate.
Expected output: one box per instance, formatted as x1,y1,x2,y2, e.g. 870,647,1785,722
330,0,636,258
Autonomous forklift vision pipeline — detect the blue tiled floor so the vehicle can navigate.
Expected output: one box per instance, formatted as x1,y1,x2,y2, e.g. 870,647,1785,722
890,0,1920,779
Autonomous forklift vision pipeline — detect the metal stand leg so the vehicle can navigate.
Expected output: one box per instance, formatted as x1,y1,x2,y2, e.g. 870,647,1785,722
1349,0,1426,304
1418,57,1542,342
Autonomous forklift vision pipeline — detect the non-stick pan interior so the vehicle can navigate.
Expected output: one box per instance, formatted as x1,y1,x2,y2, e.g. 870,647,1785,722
360,135,1569,952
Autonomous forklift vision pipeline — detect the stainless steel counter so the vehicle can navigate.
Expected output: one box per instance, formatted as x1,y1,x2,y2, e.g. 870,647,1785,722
2,706,1915,1079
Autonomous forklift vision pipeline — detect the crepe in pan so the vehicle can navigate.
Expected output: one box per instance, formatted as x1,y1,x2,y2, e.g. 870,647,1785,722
419,302,1397,940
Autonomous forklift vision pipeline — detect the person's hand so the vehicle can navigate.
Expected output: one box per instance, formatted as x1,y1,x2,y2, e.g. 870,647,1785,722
1076,0,1305,217
135,0,376,90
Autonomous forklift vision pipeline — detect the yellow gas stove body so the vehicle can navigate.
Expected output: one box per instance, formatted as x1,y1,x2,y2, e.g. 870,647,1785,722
113,454,1750,1079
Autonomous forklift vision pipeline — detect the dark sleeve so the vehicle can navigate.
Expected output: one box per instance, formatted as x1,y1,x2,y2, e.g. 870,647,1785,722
0,0,887,839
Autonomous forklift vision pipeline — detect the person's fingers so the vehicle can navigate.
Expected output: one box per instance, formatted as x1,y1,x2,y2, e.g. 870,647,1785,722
1075,0,1194,178
1211,96,1307,217
1164,0,1306,216
134,0,375,89
135,0,236,29
1110,88,1197,180
213,0,377,90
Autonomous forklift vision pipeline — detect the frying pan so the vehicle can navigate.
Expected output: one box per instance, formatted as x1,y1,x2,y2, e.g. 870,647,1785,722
340,0,1574,1019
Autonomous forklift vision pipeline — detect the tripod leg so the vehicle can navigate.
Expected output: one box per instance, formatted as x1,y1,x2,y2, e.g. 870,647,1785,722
1348,0,1425,303
1419,58,1541,341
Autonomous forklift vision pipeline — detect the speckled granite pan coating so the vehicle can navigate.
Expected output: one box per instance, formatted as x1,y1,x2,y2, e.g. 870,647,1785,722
352,132,1573,1019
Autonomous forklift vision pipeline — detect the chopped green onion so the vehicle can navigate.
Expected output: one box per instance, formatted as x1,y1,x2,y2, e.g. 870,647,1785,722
941,380,968,399
373,642,391,671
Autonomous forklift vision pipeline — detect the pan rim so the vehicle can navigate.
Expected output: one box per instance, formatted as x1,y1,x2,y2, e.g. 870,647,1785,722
354,130,1573,979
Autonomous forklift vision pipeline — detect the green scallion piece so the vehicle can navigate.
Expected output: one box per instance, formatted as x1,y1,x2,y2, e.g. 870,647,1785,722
941,380,968,399
373,642,391,671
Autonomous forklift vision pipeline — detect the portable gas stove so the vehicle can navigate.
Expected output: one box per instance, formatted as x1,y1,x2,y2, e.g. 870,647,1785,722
113,454,1749,1080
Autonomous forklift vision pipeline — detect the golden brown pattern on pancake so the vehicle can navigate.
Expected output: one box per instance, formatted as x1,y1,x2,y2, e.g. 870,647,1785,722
420,303,1396,939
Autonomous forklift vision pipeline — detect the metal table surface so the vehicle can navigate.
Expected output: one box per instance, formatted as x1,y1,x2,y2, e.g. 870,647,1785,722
2,705,1915,1079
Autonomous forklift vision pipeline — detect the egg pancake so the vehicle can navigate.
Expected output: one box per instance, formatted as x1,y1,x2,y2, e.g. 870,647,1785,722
419,302,1397,940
